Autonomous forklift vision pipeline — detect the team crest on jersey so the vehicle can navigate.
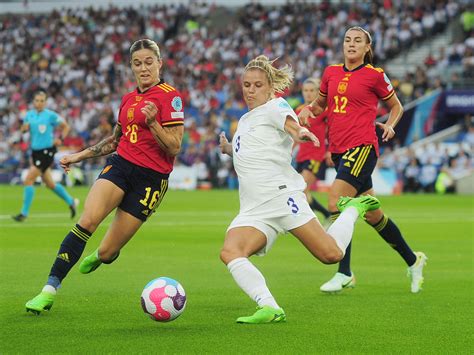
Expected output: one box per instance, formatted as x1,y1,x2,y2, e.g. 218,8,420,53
337,82,348,94
127,108,134,122
135,96,142,102
171,96,183,112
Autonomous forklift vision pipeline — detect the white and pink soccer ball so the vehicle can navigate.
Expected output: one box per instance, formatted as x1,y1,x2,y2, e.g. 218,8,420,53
141,277,186,322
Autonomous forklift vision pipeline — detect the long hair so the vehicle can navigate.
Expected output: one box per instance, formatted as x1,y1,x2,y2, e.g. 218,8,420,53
345,26,373,64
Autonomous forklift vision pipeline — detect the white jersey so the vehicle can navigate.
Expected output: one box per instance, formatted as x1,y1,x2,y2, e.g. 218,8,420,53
232,97,306,212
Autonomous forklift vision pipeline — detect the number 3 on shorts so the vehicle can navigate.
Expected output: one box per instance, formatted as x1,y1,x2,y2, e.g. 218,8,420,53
287,197,299,214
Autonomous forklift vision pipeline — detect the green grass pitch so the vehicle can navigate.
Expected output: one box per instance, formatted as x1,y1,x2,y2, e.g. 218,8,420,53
0,185,473,354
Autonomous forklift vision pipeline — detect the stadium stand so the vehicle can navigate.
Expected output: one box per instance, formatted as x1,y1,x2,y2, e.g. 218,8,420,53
0,1,472,191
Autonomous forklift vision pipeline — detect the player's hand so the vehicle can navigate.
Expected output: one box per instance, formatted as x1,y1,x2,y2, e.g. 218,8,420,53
60,154,79,174
376,122,395,142
297,106,315,127
142,101,159,126
219,132,233,155
298,129,320,147
324,151,334,167
54,138,63,147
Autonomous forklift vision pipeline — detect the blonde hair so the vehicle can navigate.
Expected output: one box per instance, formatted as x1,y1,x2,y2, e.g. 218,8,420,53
244,55,294,94
303,77,320,88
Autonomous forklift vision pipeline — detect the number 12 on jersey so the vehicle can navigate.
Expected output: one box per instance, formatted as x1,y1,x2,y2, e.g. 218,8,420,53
333,95,348,114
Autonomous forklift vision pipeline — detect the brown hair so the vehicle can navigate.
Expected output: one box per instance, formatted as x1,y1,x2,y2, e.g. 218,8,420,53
345,26,373,64
129,39,161,60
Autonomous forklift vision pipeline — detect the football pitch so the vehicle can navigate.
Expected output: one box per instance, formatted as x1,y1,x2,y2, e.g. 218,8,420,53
0,185,472,354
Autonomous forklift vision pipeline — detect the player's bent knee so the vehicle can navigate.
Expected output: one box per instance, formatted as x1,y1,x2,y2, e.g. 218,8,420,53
220,248,245,265
319,249,343,264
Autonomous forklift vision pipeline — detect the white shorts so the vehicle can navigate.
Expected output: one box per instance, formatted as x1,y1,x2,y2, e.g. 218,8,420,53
227,191,316,256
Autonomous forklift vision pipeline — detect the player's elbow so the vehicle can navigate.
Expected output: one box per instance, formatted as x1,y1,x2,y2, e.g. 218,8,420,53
168,145,181,157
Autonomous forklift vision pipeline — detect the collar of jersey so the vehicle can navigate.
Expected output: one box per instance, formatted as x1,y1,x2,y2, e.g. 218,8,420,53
343,63,367,72
136,78,164,94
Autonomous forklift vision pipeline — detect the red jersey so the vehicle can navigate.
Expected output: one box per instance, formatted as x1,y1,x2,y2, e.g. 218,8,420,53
294,104,327,162
116,82,184,173
320,63,395,155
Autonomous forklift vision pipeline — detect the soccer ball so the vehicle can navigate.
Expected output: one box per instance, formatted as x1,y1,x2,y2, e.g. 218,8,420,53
140,277,187,322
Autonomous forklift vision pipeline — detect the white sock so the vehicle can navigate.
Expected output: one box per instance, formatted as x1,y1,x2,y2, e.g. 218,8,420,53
42,285,57,295
227,257,280,309
326,206,359,255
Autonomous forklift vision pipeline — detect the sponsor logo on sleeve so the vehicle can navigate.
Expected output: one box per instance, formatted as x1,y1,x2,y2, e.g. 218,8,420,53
383,73,393,91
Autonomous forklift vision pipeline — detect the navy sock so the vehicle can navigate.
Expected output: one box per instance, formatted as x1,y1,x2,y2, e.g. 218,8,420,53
310,197,331,218
368,215,416,266
337,241,353,276
47,224,92,287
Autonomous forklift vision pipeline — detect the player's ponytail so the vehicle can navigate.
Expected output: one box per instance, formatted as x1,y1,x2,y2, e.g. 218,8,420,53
244,55,294,94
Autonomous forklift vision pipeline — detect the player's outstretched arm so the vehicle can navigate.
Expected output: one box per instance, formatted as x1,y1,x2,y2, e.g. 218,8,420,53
60,124,122,173
298,94,327,127
284,116,320,147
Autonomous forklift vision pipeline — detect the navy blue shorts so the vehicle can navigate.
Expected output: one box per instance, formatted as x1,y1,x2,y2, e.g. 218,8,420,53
97,154,169,221
296,159,326,180
331,145,377,195
31,147,57,173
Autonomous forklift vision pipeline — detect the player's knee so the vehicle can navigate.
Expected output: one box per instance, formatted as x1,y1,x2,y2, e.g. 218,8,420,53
220,247,244,265
365,209,383,225
319,248,343,264
77,217,99,233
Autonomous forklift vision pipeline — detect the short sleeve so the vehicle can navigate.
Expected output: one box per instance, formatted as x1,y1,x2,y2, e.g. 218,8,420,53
49,111,63,127
268,98,298,131
374,71,395,101
160,92,184,127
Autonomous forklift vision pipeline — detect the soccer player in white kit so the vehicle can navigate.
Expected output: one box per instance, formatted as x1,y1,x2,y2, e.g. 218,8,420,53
218,55,381,324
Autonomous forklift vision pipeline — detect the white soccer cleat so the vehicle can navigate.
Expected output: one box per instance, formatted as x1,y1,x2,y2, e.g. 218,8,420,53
320,272,356,293
407,251,428,293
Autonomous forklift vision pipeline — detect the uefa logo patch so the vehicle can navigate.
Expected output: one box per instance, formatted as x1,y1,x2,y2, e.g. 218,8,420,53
171,96,183,112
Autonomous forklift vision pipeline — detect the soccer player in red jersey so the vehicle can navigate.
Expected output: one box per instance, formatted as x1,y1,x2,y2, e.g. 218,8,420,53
294,78,331,221
25,39,185,314
299,27,427,294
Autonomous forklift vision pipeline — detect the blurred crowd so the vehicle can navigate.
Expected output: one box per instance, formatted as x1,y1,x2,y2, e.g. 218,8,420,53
0,0,472,189
378,115,473,193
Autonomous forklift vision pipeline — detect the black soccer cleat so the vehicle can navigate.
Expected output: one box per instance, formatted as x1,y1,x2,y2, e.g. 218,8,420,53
12,214,27,222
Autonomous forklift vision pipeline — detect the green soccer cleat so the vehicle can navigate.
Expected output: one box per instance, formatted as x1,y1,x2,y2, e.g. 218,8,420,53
336,195,380,218
25,292,55,315
236,306,286,324
79,249,102,274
